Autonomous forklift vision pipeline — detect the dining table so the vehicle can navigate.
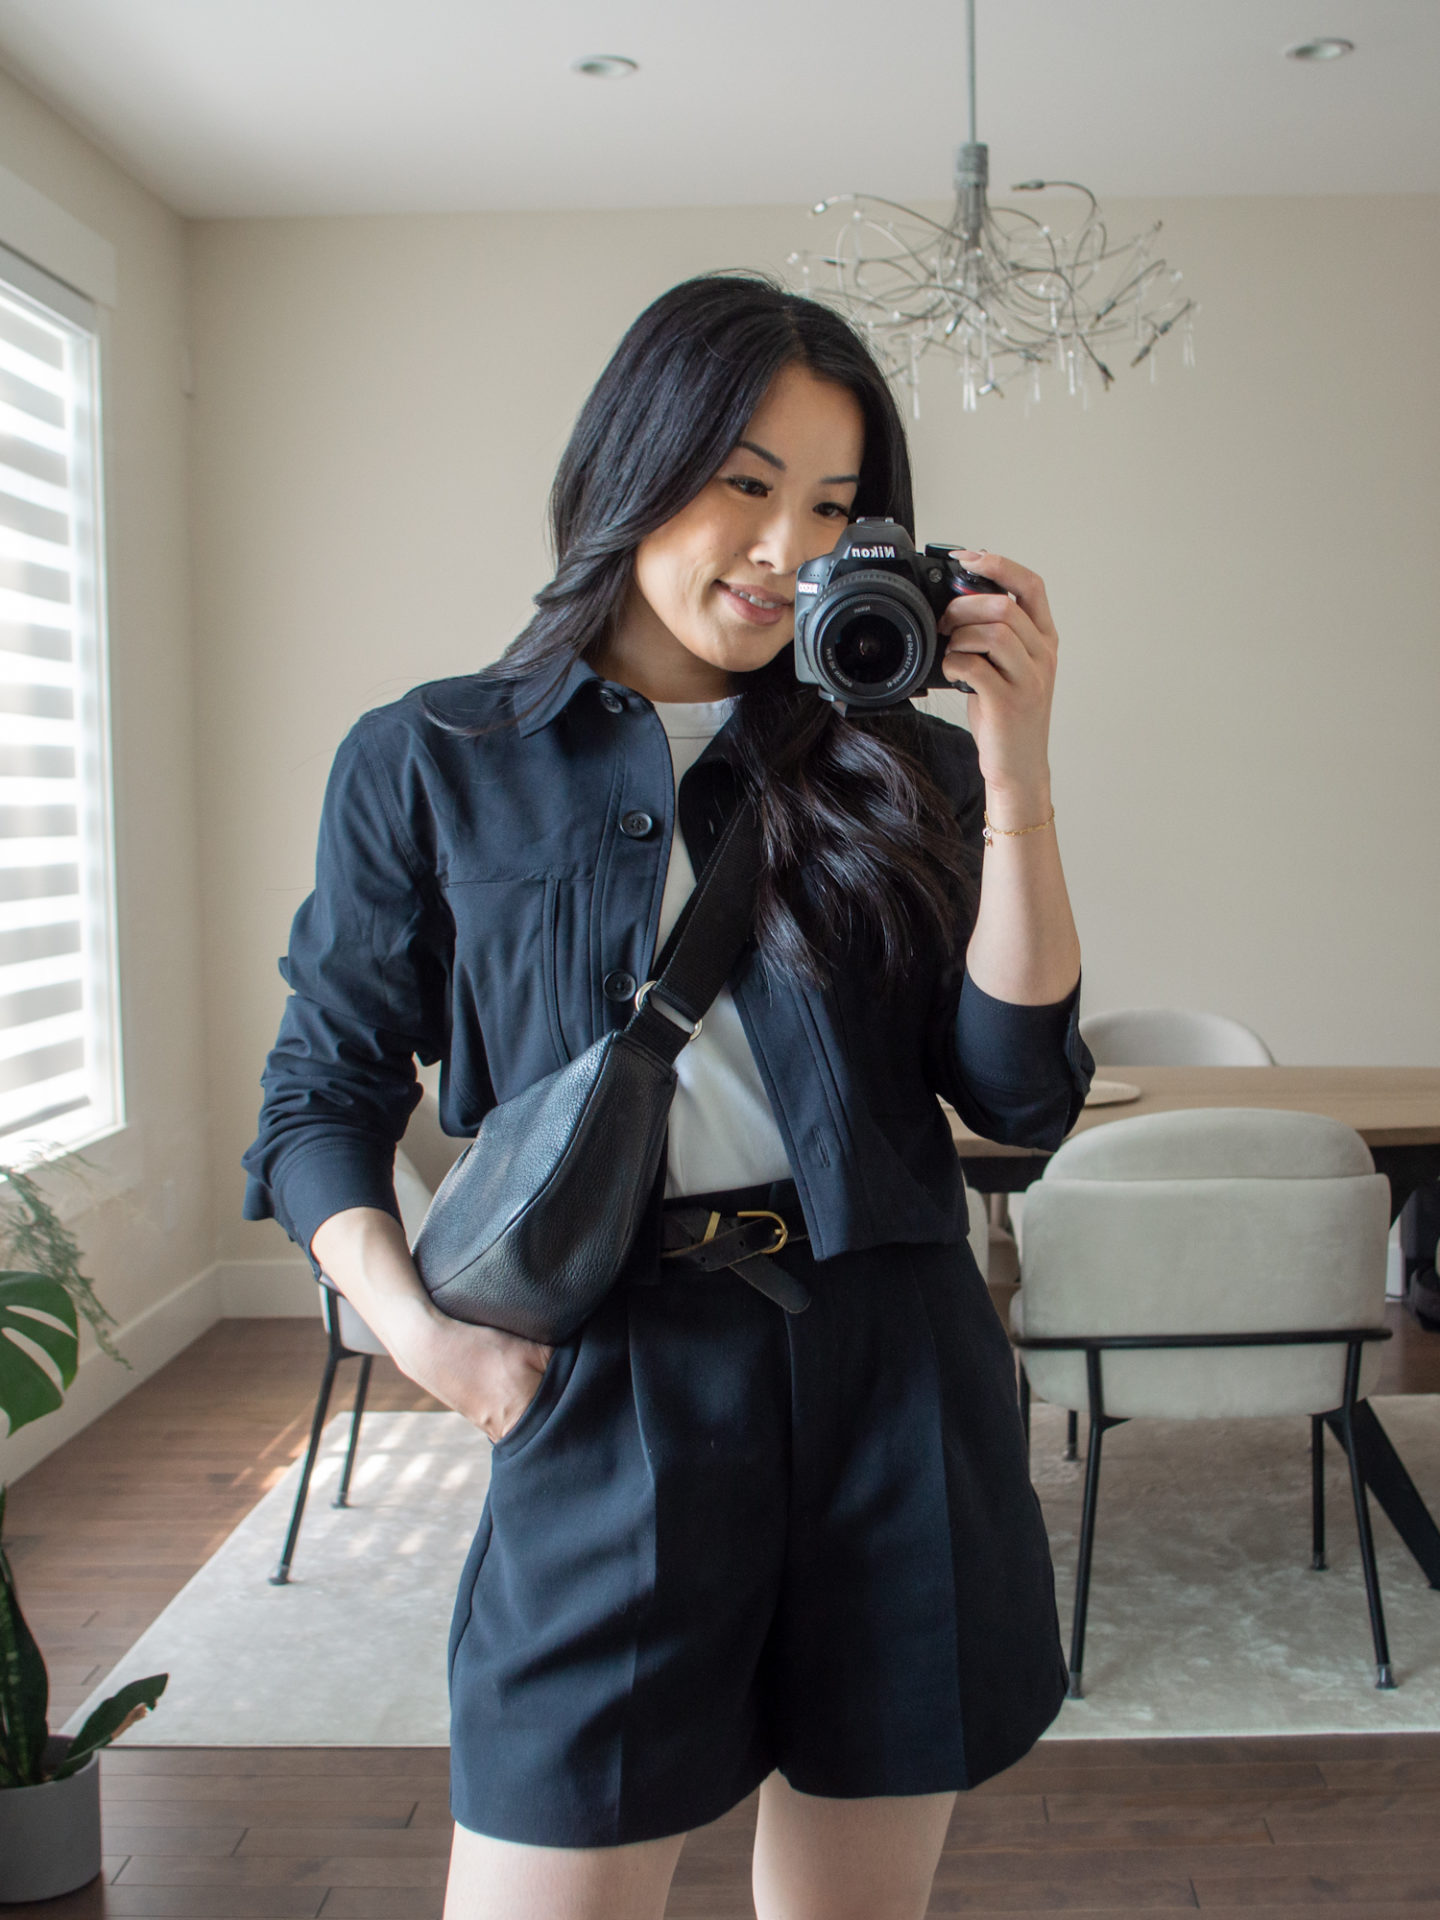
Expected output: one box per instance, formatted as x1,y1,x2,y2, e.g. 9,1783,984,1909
948,1063,1440,1594
950,1064,1440,1222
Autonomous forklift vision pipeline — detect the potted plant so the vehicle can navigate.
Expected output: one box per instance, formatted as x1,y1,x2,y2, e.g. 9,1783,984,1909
0,1164,167,1903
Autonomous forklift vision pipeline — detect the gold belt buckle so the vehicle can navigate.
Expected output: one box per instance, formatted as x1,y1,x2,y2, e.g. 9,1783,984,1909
661,1211,724,1261
736,1209,789,1257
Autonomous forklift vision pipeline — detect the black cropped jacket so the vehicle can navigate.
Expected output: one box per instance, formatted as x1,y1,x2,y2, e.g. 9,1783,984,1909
242,656,1093,1265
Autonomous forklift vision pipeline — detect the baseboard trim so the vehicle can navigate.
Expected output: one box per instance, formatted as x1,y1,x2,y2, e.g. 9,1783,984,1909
0,1262,222,1486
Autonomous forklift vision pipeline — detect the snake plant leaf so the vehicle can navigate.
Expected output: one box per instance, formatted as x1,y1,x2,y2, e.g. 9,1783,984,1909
0,1484,50,1787
0,1271,78,1436
50,1672,168,1780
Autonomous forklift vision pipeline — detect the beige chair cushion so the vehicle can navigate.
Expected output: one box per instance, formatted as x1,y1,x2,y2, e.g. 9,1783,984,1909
330,1289,391,1357
1011,1107,1367,1260
1047,1107,1374,1182
392,1147,434,1242
1079,1007,1274,1067
397,1082,470,1193
1013,1111,1389,1420
966,1182,989,1281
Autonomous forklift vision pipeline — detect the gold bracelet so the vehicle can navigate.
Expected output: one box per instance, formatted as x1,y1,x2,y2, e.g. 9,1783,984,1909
982,805,1055,848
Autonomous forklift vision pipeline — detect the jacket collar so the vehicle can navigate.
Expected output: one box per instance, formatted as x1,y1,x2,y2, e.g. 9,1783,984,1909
513,655,745,767
513,655,603,737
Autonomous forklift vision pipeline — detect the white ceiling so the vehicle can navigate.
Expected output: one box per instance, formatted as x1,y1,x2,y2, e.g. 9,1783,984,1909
0,0,1434,219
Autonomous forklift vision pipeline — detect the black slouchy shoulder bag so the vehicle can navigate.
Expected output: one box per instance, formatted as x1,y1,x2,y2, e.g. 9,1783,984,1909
409,803,760,1344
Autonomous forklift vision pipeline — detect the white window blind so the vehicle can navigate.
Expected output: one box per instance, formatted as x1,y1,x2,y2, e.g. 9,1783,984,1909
0,241,121,1156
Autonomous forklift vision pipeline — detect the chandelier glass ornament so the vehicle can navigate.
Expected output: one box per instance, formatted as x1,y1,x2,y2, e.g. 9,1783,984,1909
789,0,1195,415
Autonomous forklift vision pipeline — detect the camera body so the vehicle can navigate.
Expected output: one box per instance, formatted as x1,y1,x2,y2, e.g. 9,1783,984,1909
792,518,1001,713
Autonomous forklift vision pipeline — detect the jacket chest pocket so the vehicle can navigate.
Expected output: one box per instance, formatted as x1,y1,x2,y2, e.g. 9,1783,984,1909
443,876,573,1091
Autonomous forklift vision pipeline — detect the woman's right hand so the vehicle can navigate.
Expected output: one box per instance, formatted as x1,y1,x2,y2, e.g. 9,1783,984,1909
310,1205,552,1443
401,1313,553,1443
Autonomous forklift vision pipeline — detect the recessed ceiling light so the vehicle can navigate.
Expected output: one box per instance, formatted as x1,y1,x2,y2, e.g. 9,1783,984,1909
572,55,639,79
1284,37,1355,61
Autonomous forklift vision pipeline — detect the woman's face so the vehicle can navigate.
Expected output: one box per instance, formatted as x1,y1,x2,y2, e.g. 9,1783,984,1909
609,361,866,699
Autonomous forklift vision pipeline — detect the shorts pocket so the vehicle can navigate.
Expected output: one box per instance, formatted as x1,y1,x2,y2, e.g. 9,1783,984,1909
489,1337,580,1462
447,1501,493,1689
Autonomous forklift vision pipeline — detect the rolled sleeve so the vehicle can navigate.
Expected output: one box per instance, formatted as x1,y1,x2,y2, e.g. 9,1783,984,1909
243,1135,402,1261
947,970,1094,1150
241,718,447,1264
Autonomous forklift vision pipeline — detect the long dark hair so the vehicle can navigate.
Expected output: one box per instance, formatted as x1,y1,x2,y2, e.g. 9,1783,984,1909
445,272,978,991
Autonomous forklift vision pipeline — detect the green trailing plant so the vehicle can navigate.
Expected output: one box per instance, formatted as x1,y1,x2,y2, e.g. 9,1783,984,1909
0,1162,166,1787
0,1163,126,1434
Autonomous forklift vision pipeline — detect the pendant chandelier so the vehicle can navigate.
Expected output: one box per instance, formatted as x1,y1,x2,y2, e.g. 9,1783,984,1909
790,0,1195,414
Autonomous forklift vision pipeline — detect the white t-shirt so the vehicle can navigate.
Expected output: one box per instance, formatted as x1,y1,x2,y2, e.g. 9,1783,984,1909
653,698,793,1199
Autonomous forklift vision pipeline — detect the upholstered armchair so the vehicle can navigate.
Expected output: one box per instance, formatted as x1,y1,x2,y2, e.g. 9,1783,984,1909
1012,1107,1395,1695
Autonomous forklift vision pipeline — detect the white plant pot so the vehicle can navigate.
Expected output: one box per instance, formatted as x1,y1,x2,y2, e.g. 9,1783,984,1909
0,1734,102,1903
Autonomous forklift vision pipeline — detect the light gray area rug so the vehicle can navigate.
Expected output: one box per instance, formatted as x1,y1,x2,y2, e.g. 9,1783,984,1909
1037,1393,1440,1737
65,1410,491,1746
65,1398,1440,1747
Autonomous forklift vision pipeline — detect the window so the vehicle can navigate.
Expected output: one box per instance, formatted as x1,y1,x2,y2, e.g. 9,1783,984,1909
0,241,121,1158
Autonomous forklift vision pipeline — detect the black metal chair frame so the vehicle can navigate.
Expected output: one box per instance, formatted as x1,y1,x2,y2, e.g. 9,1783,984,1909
269,1287,375,1586
1016,1325,1396,1698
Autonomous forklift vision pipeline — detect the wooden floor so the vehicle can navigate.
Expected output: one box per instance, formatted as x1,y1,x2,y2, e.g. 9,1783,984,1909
8,1302,1440,1918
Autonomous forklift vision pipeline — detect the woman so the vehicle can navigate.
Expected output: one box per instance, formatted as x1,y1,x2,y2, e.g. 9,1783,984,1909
243,273,1091,1920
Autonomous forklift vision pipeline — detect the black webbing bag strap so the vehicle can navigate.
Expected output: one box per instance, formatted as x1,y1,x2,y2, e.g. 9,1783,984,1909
623,802,761,1069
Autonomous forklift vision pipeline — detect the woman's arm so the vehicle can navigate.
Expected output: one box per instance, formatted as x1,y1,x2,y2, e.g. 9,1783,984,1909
312,1206,551,1443
964,800,1081,1006
242,719,441,1248
244,713,552,1442
939,549,1082,1005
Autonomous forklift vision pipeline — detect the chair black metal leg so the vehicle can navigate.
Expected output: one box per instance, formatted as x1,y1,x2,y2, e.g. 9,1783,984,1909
1324,1399,1440,1590
1311,1413,1327,1571
1064,1410,1079,1462
1018,1361,1031,1447
1068,1350,1110,1700
1336,1349,1395,1688
1068,1414,1106,1699
334,1355,373,1508
270,1344,341,1585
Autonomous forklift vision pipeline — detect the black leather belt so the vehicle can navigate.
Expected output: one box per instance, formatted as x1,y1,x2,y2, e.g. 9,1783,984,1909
659,1192,811,1314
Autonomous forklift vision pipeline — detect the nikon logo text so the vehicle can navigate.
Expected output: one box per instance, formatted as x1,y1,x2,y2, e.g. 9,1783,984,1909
851,545,897,559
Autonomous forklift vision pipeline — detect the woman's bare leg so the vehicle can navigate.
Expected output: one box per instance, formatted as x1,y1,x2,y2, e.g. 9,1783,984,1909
444,1821,686,1920
751,1773,956,1920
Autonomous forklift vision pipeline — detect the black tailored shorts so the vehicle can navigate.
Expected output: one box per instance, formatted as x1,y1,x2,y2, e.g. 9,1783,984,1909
446,1181,1067,1848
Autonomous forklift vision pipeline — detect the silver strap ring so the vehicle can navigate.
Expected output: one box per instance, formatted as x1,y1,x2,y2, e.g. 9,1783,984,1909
634,979,703,1039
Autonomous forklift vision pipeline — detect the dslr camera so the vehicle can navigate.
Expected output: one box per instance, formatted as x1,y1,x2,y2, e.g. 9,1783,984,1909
793,518,1001,713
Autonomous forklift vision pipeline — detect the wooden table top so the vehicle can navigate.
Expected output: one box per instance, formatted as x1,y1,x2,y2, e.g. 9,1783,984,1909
948,1065,1440,1157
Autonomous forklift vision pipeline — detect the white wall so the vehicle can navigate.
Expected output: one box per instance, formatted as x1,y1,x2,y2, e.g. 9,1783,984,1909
190,197,1440,1284
0,67,218,1482
923,196,1440,1068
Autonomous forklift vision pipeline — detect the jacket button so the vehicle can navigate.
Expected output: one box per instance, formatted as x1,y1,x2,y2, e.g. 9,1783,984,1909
603,969,637,1003
598,687,624,714
619,809,655,839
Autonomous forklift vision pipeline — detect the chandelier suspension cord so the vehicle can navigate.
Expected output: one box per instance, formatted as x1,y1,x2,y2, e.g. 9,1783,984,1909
966,0,977,148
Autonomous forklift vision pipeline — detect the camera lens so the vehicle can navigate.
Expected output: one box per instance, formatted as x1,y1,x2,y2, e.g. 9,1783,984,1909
798,565,938,710
830,611,908,686
817,596,923,698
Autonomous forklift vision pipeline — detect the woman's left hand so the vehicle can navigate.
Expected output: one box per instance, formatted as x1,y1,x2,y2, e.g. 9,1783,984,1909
938,549,1058,818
